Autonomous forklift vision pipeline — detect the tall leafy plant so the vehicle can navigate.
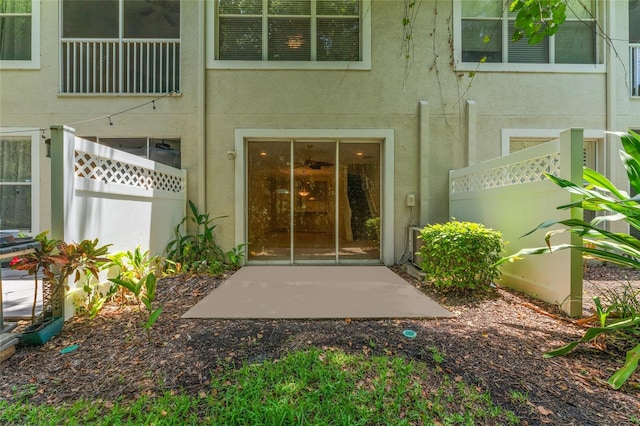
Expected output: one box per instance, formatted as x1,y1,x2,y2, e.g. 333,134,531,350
9,232,65,323
165,200,227,274
109,272,162,344
107,247,164,343
10,234,111,322
502,131,640,389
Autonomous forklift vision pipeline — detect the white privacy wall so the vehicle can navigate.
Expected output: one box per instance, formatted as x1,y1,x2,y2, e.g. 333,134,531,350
449,128,584,317
49,125,187,318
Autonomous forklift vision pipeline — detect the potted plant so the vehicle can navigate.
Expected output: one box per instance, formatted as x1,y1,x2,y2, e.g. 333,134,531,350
10,232,110,346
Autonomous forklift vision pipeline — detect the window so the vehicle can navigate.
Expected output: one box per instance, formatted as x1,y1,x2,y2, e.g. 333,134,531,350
630,0,640,96
0,129,40,233
81,136,181,168
504,129,604,226
456,0,602,70
0,0,40,68
60,0,180,94
210,0,371,69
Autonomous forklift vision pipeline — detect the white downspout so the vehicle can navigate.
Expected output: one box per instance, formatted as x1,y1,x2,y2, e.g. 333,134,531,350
197,0,207,211
605,1,621,235
606,1,616,135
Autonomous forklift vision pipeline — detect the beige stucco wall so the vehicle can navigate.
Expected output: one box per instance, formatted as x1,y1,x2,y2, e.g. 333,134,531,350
1,0,639,262
0,0,201,238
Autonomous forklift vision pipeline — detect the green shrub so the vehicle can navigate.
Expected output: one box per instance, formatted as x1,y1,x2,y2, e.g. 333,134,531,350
417,220,505,293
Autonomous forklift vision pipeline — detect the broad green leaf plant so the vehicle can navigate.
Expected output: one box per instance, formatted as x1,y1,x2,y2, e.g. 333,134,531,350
108,247,163,344
502,131,640,389
509,0,568,45
165,200,227,274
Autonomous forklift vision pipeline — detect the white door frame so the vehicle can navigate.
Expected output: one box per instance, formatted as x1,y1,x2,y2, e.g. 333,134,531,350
235,128,395,265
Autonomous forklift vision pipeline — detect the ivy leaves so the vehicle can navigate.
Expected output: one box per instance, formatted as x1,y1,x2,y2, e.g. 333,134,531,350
509,0,567,45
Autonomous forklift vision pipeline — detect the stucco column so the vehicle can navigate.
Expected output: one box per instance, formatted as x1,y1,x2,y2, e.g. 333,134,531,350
466,100,477,166
419,101,429,226
197,0,207,212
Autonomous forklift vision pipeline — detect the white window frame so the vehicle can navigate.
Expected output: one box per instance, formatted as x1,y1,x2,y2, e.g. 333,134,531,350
501,128,605,155
0,0,40,69
453,0,605,73
207,0,371,70
0,128,41,234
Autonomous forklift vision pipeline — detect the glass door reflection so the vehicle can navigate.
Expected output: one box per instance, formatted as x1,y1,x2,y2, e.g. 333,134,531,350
293,141,336,261
338,143,381,261
246,139,381,263
247,141,291,261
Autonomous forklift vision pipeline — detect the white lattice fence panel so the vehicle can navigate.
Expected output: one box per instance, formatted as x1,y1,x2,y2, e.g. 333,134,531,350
74,150,184,193
451,153,561,193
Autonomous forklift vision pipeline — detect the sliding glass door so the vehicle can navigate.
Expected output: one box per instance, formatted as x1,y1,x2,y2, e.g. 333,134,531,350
247,139,380,264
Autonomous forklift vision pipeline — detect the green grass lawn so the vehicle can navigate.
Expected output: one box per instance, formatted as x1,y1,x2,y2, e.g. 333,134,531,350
0,348,518,425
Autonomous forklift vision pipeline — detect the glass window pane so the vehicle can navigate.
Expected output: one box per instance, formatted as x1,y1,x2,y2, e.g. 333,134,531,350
62,0,118,38
0,137,31,182
268,18,310,60
0,184,31,230
218,0,262,15
149,139,181,168
630,0,640,43
268,0,310,15
0,16,30,60
317,18,359,61
461,19,502,62
98,138,148,157
508,20,548,63
124,0,180,38
0,0,32,14
461,0,503,18
317,0,359,16
219,17,262,60
555,21,595,64
565,0,594,19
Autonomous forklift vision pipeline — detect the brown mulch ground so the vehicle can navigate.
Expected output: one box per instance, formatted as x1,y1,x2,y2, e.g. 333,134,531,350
1,263,639,425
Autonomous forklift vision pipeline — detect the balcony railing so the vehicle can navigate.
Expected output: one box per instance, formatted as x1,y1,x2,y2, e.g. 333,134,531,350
60,39,180,95
632,44,640,97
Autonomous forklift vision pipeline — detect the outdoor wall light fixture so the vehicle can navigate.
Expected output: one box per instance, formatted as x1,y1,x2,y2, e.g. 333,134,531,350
227,150,236,160
45,139,51,158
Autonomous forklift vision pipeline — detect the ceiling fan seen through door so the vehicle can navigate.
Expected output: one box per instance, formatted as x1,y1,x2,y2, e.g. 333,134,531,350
295,144,334,170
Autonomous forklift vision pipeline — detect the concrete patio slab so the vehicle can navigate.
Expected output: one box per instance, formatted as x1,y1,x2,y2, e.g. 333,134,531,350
182,266,453,319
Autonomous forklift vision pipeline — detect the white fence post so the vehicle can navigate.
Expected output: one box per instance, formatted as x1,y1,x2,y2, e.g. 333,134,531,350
558,127,585,317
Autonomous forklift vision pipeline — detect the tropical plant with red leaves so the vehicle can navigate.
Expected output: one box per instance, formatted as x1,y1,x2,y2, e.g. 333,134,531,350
9,232,66,323
10,232,111,324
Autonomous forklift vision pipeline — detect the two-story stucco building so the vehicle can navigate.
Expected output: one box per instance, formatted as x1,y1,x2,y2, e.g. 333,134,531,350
1,0,639,265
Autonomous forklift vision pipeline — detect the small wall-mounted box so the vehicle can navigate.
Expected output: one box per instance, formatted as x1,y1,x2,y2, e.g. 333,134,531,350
406,193,416,207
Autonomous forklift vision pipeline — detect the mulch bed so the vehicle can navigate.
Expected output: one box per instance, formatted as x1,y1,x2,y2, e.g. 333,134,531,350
1,263,639,425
